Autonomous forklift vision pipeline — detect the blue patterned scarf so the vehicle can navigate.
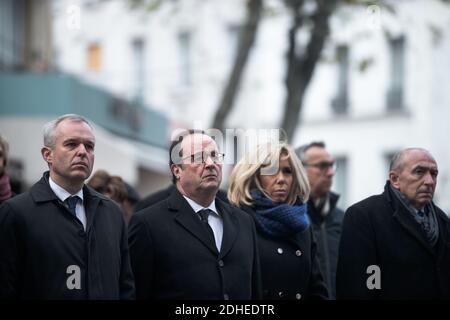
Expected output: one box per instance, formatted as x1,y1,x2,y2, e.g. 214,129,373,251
251,190,310,238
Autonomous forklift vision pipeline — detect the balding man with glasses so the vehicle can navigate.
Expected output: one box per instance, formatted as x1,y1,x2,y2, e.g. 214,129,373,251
128,130,262,300
296,141,344,299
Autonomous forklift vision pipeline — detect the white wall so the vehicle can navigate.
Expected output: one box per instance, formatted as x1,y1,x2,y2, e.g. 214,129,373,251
52,0,450,211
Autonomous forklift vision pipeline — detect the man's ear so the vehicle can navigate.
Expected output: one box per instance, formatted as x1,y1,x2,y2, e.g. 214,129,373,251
41,146,53,164
389,171,400,188
170,164,182,181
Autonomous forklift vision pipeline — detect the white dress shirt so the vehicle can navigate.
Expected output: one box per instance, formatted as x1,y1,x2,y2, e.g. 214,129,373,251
49,177,87,230
183,195,224,251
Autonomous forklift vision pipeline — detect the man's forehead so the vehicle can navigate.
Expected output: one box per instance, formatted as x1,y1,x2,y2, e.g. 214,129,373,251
405,152,437,169
306,146,331,160
181,134,217,151
62,135,96,143
404,150,436,167
56,120,95,141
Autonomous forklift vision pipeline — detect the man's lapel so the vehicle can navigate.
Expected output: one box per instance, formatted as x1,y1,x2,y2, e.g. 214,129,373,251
83,185,100,233
385,183,435,255
432,205,450,260
170,189,219,255
392,205,435,256
216,199,238,259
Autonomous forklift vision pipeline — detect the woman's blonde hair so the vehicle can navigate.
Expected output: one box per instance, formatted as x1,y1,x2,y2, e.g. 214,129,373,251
228,141,310,207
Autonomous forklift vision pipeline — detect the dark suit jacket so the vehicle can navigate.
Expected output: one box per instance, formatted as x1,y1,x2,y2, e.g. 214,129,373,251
337,181,450,299
128,189,262,300
0,172,135,299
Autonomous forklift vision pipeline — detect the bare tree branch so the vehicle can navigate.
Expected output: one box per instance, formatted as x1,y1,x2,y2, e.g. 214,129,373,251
212,0,263,133
281,0,339,141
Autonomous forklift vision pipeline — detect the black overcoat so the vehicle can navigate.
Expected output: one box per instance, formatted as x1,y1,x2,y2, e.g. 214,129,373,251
337,181,450,299
0,172,135,299
128,189,262,300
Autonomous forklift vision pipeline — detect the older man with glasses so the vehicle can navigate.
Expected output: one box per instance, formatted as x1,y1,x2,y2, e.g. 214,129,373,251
296,141,344,299
128,129,262,300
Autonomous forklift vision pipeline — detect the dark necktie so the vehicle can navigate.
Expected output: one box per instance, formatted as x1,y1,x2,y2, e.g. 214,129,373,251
198,209,216,243
65,196,80,217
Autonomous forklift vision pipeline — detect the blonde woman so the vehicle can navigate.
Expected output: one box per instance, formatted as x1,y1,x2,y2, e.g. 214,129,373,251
228,142,328,300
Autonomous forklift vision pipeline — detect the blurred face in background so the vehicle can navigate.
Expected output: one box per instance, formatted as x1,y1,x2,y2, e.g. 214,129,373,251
259,155,293,203
304,146,335,199
0,144,5,175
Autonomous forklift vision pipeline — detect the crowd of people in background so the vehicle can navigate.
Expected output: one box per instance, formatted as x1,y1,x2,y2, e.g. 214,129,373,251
1,114,449,300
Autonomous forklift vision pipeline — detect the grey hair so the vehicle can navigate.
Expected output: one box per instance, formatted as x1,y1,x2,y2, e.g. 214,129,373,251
295,141,326,163
43,114,93,148
389,147,434,172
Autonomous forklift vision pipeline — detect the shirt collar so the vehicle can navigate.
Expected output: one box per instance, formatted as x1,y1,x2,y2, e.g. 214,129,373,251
182,195,219,216
49,177,84,202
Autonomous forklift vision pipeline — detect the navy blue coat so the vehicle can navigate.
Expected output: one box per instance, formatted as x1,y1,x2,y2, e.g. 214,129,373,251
0,172,135,299
241,205,329,300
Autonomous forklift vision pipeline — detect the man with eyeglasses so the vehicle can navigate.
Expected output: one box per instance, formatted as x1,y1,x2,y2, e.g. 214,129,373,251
295,141,344,299
128,129,262,300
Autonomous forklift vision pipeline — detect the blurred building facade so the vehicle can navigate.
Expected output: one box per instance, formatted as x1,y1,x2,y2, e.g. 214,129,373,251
52,0,450,211
0,0,171,196
0,0,53,72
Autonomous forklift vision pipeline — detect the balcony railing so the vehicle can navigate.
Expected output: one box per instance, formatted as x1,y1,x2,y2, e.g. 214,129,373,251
0,73,168,148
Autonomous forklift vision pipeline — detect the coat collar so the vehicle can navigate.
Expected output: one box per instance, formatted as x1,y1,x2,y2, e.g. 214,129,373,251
168,188,238,257
384,181,439,256
29,171,60,203
30,171,107,233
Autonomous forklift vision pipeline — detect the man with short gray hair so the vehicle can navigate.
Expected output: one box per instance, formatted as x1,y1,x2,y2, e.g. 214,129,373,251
336,147,450,299
0,114,135,299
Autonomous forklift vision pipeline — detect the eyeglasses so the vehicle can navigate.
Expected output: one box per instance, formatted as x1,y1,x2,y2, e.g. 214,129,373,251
181,151,225,164
304,161,337,172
